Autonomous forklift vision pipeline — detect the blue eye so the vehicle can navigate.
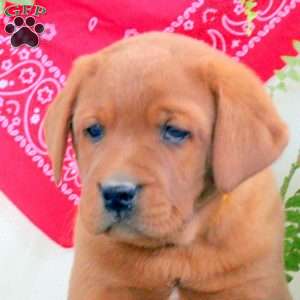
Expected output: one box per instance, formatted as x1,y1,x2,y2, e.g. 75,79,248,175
160,124,191,145
85,123,104,142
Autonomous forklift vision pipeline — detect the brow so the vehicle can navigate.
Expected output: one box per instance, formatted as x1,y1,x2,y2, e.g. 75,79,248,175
152,101,211,141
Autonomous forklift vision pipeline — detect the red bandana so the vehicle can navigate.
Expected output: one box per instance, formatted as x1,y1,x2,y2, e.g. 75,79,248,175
0,0,299,247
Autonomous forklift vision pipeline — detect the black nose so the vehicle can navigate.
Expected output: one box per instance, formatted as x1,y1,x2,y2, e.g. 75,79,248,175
101,183,140,217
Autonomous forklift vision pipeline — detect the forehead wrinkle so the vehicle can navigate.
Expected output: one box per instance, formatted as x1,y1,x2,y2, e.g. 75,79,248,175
99,43,179,93
99,70,176,127
73,43,206,130
74,86,117,129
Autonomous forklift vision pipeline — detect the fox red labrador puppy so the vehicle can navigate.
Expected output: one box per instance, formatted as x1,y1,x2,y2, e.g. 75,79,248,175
44,32,291,300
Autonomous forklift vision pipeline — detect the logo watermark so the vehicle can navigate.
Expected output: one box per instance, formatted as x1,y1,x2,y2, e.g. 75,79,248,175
2,3,47,48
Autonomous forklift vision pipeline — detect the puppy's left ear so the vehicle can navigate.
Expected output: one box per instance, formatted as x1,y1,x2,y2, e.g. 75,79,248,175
44,55,96,184
207,55,289,192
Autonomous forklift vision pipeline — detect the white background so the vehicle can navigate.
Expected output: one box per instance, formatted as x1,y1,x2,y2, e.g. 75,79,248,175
0,77,299,300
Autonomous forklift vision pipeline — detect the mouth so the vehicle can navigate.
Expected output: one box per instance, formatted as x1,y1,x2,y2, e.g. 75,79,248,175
103,225,113,233
100,216,188,248
98,203,197,248
102,221,149,245
99,206,137,235
101,217,136,235
103,223,173,248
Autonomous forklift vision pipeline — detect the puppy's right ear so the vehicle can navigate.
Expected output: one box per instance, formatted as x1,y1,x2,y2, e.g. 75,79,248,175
44,56,95,184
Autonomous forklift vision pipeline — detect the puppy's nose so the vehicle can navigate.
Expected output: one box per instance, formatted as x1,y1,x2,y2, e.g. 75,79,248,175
101,183,140,216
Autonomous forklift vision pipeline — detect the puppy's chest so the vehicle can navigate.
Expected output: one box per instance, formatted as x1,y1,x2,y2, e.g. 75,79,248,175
97,241,228,291
99,249,193,289
117,252,204,290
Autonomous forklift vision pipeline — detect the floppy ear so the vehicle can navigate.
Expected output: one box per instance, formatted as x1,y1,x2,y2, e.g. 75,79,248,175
44,55,96,184
208,56,288,192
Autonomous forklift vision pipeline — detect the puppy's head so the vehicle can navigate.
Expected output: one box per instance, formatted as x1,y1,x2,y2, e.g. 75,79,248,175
44,33,288,247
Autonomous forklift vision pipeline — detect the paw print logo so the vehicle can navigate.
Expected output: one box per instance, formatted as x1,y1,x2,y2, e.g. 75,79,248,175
4,16,44,48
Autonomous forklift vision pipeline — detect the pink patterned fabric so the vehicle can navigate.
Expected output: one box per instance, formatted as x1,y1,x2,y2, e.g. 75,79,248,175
0,0,299,247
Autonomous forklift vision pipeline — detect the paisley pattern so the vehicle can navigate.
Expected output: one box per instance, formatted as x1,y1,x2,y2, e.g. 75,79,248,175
0,36,80,203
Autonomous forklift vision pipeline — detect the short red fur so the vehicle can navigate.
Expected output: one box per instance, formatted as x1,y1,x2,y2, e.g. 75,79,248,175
44,32,291,300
